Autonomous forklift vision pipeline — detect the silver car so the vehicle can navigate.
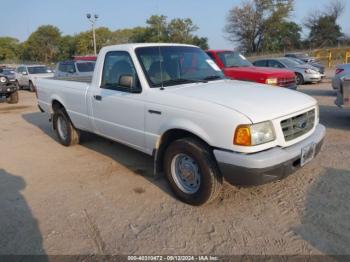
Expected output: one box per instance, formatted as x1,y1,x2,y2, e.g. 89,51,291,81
253,57,322,85
332,63,350,90
54,60,95,78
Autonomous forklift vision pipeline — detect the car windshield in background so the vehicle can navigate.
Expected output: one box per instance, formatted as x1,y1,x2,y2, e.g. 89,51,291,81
280,58,300,67
135,46,224,87
217,51,252,67
77,62,95,72
2,69,15,75
289,58,305,65
28,66,50,74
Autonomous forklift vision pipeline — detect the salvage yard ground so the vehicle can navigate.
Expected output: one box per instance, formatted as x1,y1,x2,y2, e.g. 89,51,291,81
0,74,349,255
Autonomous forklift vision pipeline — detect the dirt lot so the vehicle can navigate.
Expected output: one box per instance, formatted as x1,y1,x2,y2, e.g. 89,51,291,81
0,77,350,256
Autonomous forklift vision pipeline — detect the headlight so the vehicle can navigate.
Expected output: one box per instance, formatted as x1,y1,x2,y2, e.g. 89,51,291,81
305,69,317,74
265,78,278,85
0,76,7,83
234,121,276,146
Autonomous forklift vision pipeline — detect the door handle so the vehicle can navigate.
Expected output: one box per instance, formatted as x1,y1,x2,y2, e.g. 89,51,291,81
94,95,102,101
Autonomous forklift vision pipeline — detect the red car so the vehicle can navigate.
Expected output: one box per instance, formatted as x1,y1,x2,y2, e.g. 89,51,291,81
206,50,297,89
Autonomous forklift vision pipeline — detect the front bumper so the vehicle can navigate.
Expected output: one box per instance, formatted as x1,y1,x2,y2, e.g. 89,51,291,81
0,82,17,95
214,124,326,186
304,73,322,83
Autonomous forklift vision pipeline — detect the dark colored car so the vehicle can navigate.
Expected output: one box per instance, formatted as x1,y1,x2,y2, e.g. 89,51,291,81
285,53,317,63
288,57,325,76
0,68,19,104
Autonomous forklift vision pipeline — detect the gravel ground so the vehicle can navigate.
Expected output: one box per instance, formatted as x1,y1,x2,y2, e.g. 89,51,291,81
0,76,349,256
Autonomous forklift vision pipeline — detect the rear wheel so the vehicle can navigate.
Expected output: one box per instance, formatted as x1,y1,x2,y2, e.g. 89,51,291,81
163,138,223,205
53,108,80,146
7,91,19,104
29,81,35,92
296,73,304,85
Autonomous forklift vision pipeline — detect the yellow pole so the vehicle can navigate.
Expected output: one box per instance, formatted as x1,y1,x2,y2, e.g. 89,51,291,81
346,51,350,64
328,50,332,68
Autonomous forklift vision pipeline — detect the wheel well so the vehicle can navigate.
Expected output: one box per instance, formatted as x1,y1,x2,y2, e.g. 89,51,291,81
154,129,211,174
52,100,64,112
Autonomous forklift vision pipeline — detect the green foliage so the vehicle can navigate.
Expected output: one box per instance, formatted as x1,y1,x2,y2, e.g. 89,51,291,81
225,0,296,53
22,25,61,63
307,15,343,48
0,37,20,61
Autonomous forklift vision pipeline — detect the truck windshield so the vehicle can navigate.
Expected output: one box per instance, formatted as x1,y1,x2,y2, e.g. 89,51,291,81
28,66,50,74
217,51,252,68
135,46,224,88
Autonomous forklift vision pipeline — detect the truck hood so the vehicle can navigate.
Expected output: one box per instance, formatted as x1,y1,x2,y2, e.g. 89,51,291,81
224,66,295,78
167,80,316,123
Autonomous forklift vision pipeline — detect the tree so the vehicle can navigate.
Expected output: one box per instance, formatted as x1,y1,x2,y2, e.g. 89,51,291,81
75,27,113,55
168,18,199,43
23,25,61,62
304,0,345,47
263,21,302,52
224,0,294,53
0,37,20,61
57,35,78,61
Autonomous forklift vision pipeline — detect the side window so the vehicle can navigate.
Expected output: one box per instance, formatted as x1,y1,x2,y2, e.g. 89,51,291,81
58,63,67,72
254,60,266,67
101,51,139,91
268,60,284,68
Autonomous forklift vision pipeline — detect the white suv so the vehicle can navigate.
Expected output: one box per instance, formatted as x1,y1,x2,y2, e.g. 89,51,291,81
15,65,54,92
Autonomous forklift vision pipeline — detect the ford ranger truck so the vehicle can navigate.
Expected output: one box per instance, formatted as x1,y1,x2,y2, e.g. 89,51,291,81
206,50,297,89
36,44,325,206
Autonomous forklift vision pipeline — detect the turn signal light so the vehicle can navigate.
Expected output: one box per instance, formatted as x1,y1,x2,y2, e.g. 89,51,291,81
234,125,251,146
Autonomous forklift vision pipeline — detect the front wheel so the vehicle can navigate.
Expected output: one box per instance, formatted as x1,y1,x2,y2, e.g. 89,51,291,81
7,91,19,104
53,109,80,146
296,73,304,86
163,138,223,205
29,81,35,92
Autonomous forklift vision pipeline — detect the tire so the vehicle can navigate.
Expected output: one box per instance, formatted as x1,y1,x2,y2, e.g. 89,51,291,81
296,73,304,85
15,80,21,90
53,108,80,146
163,138,223,205
29,81,35,92
7,91,19,104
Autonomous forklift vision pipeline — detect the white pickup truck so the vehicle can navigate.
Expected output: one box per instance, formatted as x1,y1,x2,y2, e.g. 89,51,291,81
37,43,326,205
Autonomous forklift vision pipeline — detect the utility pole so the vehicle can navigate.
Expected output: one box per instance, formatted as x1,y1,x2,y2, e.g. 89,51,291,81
86,13,99,56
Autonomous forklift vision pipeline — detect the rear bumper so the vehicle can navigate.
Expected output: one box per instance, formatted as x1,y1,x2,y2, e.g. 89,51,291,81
214,124,326,186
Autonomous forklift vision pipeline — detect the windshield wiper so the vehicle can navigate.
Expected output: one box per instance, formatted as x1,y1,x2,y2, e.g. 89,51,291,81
202,75,223,81
156,78,207,87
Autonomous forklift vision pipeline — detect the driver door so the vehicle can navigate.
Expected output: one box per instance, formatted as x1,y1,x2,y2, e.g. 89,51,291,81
90,51,146,151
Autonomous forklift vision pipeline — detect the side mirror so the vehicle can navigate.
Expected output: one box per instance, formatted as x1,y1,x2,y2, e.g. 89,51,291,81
118,75,141,93
22,71,28,75
68,69,75,74
119,75,133,88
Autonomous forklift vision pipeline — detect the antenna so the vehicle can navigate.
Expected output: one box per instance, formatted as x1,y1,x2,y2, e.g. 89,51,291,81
156,0,164,90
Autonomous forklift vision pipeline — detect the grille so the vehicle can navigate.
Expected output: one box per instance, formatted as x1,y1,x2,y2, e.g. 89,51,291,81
278,77,296,87
281,109,315,141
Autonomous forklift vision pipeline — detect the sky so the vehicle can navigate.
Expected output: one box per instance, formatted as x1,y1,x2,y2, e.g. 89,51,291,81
0,0,349,49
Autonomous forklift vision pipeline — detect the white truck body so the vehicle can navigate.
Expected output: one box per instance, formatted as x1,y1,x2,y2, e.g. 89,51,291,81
36,43,325,204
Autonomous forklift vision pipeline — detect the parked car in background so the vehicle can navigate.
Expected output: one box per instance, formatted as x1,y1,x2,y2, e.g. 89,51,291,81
206,50,297,89
285,53,317,63
253,58,322,85
54,60,96,78
1,68,16,81
335,76,350,108
288,57,325,77
36,43,325,205
0,68,18,104
15,65,54,92
332,63,350,90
